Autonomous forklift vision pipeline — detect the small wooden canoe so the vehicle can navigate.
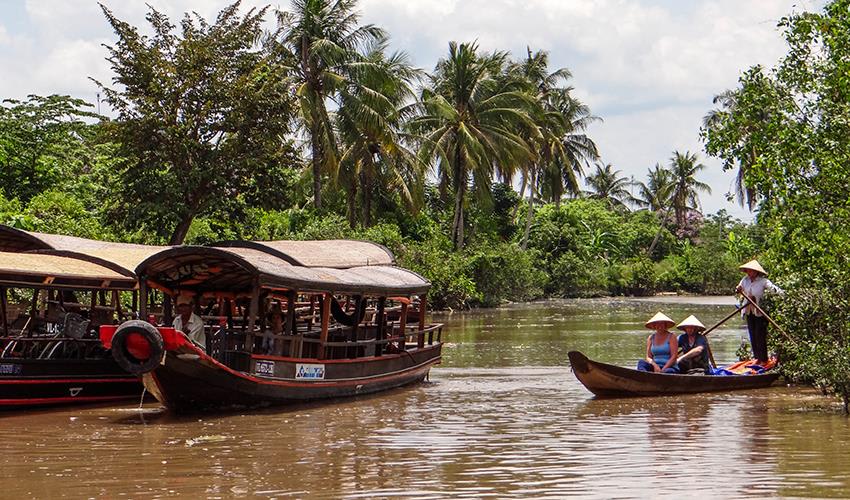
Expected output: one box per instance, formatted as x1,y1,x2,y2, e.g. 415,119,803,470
568,351,780,397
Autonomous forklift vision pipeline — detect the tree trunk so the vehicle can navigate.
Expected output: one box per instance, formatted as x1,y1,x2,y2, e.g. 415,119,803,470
512,169,528,220
360,169,372,228
521,167,537,250
647,209,671,256
346,183,357,229
452,181,465,250
311,130,323,209
169,213,195,245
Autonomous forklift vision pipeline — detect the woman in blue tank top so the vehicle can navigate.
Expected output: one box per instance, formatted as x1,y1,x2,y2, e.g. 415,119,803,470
636,312,679,373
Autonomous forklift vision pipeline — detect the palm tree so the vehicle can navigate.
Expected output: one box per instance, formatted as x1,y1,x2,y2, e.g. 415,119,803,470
584,162,632,210
539,89,600,207
336,38,422,227
274,0,385,209
409,41,538,250
668,150,711,228
631,163,673,212
506,48,600,249
702,89,759,210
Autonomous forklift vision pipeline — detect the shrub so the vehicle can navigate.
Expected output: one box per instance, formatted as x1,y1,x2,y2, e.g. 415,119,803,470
467,243,546,306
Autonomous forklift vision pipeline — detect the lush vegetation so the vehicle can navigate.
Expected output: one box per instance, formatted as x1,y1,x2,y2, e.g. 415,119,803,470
702,0,850,411
0,0,758,311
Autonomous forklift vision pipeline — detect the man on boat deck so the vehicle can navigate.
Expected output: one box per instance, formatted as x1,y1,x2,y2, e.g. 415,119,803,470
637,312,679,373
736,260,782,363
173,295,206,351
675,315,710,374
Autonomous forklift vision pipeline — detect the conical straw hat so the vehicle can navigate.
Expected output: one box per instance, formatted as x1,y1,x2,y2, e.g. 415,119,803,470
739,259,768,276
645,312,675,328
677,315,705,331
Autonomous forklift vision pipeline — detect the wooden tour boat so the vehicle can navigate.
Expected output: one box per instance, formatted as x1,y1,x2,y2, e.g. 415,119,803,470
100,241,443,412
568,351,780,397
0,248,144,408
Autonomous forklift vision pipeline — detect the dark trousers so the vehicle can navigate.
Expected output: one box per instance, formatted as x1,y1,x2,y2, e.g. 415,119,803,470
746,314,769,362
637,360,679,373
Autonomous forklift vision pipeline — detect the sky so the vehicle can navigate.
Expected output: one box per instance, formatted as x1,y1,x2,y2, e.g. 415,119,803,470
0,0,825,220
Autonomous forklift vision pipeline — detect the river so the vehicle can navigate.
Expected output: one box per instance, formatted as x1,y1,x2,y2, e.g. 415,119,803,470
2,298,848,498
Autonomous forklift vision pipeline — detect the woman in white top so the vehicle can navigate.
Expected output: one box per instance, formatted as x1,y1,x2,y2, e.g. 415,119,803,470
735,260,782,363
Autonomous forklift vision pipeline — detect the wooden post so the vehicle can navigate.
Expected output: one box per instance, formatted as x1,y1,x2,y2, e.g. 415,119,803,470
349,296,362,356
398,301,408,351
163,294,173,325
0,287,7,337
29,288,41,337
112,290,122,322
375,296,386,356
246,279,260,354
285,290,297,336
131,290,138,317
417,295,427,348
318,293,331,360
139,280,148,319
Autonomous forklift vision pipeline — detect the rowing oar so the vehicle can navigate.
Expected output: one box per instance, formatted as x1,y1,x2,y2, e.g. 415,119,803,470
739,292,794,344
700,302,748,368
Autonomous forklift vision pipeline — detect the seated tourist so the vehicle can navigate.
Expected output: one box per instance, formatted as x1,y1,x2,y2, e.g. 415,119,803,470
675,315,710,374
262,303,284,355
173,294,205,351
637,312,679,373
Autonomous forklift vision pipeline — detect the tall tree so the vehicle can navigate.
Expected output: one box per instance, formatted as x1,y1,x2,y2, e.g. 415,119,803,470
539,89,599,207
0,95,99,202
702,89,761,210
336,38,422,228
631,163,673,212
96,2,298,245
668,150,711,228
410,41,537,250
506,48,599,249
274,0,385,209
584,162,632,210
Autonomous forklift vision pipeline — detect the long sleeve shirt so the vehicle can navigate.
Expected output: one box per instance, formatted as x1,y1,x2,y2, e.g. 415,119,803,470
738,275,782,317
173,313,206,350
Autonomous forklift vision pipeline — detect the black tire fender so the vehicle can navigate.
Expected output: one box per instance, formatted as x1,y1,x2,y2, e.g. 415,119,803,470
111,320,165,375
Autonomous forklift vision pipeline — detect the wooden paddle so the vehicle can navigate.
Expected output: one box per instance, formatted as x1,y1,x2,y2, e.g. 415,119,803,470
696,303,747,369
739,292,794,344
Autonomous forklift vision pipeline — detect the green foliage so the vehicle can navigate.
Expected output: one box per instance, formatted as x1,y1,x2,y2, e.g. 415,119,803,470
702,0,850,410
0,95,100,202
398,234,478,310
24,190,112,239
467,243,546,306
771,275,850,412
96,2,299,244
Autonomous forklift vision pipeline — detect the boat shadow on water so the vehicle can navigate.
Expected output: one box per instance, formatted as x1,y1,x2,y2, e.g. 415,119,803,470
110,378,441,425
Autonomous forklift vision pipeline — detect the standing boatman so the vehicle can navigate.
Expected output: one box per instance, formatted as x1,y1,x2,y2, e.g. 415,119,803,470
735,260,782,363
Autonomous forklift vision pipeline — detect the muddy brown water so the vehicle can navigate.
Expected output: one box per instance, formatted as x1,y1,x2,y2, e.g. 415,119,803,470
2,298,849,498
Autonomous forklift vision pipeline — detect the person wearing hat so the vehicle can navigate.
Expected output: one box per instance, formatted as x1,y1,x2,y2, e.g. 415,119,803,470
675,315,710,373
637,312,679,373
735,260,782,363
173,294,206,351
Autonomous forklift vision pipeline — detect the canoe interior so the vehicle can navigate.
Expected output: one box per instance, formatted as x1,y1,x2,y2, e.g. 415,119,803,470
568,351,780,398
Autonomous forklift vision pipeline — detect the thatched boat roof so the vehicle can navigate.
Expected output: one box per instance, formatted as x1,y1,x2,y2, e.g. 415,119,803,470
137,246,429,296
215,239,396,268
0,225,166,275
0,251,137,290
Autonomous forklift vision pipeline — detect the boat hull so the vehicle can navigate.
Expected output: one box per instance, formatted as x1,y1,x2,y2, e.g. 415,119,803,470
568,351,780,397
142,343,443,412
0,358,141,409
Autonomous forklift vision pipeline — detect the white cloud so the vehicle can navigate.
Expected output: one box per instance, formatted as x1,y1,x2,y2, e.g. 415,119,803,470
1,0,827,217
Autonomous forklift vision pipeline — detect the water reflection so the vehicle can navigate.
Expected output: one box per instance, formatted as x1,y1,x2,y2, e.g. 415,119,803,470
0,298,848,498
